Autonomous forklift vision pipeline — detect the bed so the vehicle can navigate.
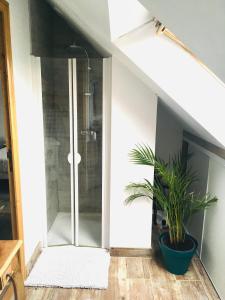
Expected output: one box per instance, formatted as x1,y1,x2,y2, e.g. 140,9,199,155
0,146,8,179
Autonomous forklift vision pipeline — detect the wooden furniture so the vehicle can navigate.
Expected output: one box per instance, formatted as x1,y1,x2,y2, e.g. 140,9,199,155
0,240,25,300
0,0,25,277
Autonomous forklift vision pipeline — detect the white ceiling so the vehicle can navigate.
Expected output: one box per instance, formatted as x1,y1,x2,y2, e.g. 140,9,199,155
139,0,225,84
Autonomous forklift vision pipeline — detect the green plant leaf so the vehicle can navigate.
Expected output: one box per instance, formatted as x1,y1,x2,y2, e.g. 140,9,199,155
125,144,218,246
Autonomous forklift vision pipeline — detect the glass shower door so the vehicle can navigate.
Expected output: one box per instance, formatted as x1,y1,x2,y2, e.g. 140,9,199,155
41,58,74,246
76,58,103,248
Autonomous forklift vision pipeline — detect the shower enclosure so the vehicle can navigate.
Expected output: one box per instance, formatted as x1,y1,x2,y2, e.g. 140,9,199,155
41,57,103,248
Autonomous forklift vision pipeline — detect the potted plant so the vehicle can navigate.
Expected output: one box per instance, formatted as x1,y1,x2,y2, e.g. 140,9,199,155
125,144,217,275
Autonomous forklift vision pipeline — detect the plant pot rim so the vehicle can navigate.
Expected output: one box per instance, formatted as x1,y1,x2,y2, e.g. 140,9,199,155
159,232,198,254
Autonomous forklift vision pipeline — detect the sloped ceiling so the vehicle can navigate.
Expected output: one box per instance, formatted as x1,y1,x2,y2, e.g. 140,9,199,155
139,0,225,84
46,0,225,148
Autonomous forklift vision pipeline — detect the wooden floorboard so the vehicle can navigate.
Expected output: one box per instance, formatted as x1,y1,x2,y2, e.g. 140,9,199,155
25,254,219,300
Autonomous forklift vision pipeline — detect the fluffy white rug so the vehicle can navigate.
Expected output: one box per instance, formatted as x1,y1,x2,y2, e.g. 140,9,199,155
25,246,110,289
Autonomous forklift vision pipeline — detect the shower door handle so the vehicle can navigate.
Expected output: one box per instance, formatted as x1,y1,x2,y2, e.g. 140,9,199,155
67,153,81,164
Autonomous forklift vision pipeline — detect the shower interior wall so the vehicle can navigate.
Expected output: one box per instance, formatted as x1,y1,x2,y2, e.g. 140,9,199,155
41,57,66,230
41,57,103,231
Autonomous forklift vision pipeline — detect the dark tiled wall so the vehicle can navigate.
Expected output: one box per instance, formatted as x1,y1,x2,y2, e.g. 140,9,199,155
53,59,71,212
29,0,104,59
29,0,53,57
41,58,71,220
41,57,59,229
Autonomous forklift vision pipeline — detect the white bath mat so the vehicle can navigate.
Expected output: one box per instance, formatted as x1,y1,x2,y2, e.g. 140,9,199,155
25,246,110,289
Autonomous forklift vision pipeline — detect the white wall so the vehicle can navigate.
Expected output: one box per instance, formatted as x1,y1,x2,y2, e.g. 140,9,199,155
201,158,225,299
110,57,157,248
8,0,45,263
155,102,183,162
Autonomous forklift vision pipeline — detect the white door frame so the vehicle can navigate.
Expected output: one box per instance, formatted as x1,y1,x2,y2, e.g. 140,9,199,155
41,57,112,249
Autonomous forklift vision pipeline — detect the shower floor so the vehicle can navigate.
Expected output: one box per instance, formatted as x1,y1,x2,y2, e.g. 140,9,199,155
47,212,101,247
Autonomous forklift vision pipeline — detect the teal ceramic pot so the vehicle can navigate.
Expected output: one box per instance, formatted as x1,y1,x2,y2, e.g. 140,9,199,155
159,232,198,275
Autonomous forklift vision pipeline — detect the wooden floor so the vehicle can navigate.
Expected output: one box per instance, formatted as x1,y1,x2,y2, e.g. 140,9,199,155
25,254,219,300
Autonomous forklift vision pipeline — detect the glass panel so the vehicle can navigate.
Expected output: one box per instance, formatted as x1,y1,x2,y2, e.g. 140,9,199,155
0,12,12,240
41,58,73,246
77,58,103,247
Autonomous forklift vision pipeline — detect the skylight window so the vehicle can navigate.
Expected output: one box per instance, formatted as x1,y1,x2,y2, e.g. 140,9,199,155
113,20,225,147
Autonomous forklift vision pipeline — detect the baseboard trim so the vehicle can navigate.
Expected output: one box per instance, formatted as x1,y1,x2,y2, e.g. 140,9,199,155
25,241,42,278
110,247,152,257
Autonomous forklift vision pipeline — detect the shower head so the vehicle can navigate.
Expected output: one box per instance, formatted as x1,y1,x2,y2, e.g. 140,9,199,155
68,43,88,56
68,43,92,96
67,43,91,70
